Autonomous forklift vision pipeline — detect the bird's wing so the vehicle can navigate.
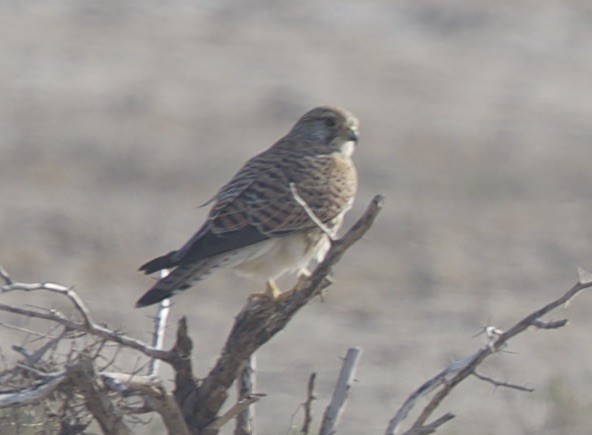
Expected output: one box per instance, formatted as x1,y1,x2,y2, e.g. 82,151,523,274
139,150,272,274
178,146,357,255
210,152,357,237
143,145,357,271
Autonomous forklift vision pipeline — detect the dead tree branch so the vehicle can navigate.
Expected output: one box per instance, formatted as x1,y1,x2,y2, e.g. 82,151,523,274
472,371,533,393
234,355,257,435
181,195,382,431
319,347,363,435
385,267,592,435
0,284,184,365
402,413,454,435
0,195,381,433
67,354,132,435
148,269,172,376
301,372,317,435
2,196,592,434
0,371,67,408
0,271,196,433
206,394,265,434
101,372,191,435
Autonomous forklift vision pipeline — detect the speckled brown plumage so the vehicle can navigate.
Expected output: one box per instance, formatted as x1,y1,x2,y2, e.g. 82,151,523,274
136,106,359,308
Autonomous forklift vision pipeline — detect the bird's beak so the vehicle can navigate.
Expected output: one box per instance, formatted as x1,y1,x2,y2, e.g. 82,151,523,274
346,128,359,143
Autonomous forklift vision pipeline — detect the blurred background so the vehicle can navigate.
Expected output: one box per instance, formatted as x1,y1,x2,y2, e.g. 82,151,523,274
2,1,592,433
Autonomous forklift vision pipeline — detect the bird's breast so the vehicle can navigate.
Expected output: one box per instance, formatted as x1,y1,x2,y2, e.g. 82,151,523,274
232,229,330,281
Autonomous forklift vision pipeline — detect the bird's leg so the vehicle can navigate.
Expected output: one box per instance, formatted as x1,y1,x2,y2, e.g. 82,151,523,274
275,270,311,301
265,279,282,298
299,267,311,277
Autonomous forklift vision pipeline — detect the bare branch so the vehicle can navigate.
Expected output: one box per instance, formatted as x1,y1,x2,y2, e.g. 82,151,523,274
577,266,592,285
146,389,192,435
101,372,158,396
402,413,455,435
206,394,266,432
0,322,58,339
170,316,196,417
101,372,191,435
386,270,592,435
530,319,568,329
0,371,67,408
472,371,534,392
0,300,173,361
384,352,478,435
186,196,382,430
0,196,381,433
235,355,257,435
319,347,363,435
0,264,12,285
1,280,94,327
301,372,317,435
15,363,62,379
0,271,189,365
20,327,71,366
67,354,132,435
148,269,172,376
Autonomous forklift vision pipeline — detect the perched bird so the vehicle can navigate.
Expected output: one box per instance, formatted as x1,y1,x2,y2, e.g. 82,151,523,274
136,106,359,308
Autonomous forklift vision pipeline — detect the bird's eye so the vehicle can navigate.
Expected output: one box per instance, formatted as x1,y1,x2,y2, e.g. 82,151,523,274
324,118,336,128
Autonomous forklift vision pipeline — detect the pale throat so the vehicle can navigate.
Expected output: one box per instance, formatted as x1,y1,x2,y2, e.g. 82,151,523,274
340,140,356,157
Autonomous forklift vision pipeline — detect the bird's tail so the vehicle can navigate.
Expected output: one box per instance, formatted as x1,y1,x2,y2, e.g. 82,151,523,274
139,251,177,274
135,255,228,308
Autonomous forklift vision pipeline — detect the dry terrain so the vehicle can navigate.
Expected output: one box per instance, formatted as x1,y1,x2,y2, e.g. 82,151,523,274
2,1,592,434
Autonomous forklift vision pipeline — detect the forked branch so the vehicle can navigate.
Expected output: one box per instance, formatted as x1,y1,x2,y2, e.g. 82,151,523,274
187,195,383,431
386,267,592,435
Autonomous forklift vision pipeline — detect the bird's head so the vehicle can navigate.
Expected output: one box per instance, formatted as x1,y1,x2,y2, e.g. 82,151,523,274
289,106,360,156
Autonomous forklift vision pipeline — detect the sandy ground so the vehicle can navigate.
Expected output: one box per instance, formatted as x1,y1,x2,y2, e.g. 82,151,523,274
2,1,592,434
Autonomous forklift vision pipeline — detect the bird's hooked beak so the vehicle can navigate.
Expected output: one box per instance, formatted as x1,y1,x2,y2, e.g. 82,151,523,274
346,127,359,143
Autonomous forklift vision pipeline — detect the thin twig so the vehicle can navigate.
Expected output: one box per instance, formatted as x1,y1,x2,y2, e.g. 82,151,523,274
319,347,363,435
301,372,316,435
290,182,336,239
145,389,192,435
22,328,70,366
384,352,477,435
0,302,172,361
0,264,12,285
0,371,67,408
0,322,57,339
402,413,455,435
530,319,568,329
235,354,257,435
472,371,534,392
206,394,266,431
2,281,94,327
15,363,62,379
148,269,171,376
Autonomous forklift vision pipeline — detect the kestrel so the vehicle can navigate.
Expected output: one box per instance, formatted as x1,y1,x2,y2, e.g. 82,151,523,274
135,106,359,308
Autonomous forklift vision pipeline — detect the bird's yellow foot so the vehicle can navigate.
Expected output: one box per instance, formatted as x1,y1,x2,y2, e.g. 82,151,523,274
265,280,282,298
248,280,284,303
